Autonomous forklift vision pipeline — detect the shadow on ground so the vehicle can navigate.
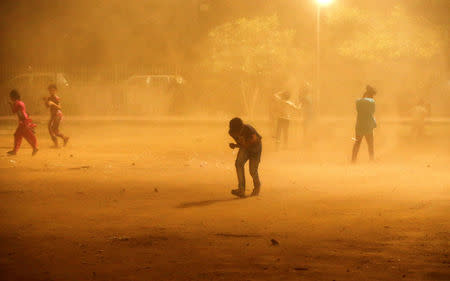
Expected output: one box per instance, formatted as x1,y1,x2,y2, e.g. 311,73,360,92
176,198,239,208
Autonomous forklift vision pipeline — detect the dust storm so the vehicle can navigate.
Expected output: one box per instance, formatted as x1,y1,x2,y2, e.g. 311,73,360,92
0,1,449,280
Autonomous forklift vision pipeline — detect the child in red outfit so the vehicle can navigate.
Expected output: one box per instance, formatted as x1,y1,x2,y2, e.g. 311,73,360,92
44,84,69,147
7,90,38,156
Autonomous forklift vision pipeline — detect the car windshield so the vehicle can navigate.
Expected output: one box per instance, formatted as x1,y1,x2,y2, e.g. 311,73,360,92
126,75,183,89
9,75,31,86
127,77,149,87
148,77,170,86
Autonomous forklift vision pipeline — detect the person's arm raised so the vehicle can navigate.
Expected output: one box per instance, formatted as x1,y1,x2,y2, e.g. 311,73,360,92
48,101,61,110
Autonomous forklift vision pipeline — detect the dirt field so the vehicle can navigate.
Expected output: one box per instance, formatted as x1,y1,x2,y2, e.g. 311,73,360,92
0,119,449,281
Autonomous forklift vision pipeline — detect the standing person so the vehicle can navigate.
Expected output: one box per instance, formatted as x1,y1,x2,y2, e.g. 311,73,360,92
43,84,69,147
297,82,313,138
272,91,299,149
228,117,262,198
351,85,377,163
7,90,38,156
410,98,430,137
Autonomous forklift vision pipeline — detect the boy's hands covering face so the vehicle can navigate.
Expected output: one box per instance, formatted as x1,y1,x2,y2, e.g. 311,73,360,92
229,143,238,149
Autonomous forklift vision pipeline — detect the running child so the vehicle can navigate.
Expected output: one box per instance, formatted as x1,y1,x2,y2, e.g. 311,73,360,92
43,84,69,147
228,117,262,197
351,85,377,162
7,90,38,156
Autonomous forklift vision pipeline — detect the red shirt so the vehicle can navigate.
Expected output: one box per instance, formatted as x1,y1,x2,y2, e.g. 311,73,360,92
12,100,30,121
12,100,36,128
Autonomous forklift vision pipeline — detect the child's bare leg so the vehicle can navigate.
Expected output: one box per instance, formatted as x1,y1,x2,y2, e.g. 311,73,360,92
52,116,69,145
48,119,58,146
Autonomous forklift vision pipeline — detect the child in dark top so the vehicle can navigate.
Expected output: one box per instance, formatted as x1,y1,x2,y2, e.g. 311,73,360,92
43,84,69,147
352,85,377,162
7,90,38,156
228,117,262,197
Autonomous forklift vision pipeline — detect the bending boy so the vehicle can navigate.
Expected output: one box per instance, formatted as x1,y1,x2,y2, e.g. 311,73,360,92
228,117,262,197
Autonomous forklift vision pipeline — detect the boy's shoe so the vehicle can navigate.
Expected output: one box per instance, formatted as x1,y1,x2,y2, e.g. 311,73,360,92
63,137,70,147
231,189,245,198
7,150,16,156
250,188,260,197
32,148,39,156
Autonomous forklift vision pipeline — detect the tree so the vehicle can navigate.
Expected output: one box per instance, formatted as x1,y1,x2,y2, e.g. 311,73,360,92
207,15,301,117
321,4,448,115
326,5,443,62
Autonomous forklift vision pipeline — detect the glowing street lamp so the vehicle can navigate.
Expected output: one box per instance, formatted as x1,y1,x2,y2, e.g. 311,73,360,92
315,0,333,114
317,0,333,5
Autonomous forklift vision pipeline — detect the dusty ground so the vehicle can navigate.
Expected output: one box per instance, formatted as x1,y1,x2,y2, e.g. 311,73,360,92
0,119,449,281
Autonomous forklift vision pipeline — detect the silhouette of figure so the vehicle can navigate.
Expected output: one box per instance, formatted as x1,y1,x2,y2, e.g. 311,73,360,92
228,117,262,197
7,90,38,156
43,84,69,147
410,98,430,137
352,85,377,162
297,82,313,139
271,91,299,149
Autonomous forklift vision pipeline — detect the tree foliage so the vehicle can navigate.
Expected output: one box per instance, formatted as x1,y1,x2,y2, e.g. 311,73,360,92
208,15,300,75
207,15,302,117
327,5,443,62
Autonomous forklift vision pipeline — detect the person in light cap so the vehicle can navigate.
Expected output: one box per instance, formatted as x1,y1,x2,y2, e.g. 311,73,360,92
351,85,377,162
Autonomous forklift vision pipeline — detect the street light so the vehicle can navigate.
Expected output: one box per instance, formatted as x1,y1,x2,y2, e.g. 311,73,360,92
315,0,333,115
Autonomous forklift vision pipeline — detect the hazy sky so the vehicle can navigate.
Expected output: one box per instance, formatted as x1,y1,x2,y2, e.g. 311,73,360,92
0,0,448,67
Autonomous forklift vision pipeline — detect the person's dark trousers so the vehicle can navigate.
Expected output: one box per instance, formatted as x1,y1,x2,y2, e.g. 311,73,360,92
352,133,374,162
235,143,262,192
276,118,289,149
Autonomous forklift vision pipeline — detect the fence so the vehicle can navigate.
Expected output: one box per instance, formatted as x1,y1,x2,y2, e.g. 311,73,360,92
2,64,449,118
0,64,278,117
0,64,187,116
0,64,184,84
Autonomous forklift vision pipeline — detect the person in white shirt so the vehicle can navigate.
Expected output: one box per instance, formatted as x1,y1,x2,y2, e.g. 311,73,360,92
410,98,430,137
271,91,300,149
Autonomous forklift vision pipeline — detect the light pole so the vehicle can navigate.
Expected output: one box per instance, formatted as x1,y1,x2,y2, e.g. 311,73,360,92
315,0,333,115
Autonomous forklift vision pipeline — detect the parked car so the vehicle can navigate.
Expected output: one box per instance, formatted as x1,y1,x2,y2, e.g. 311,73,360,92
1,72,69,115
119,75,184,115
